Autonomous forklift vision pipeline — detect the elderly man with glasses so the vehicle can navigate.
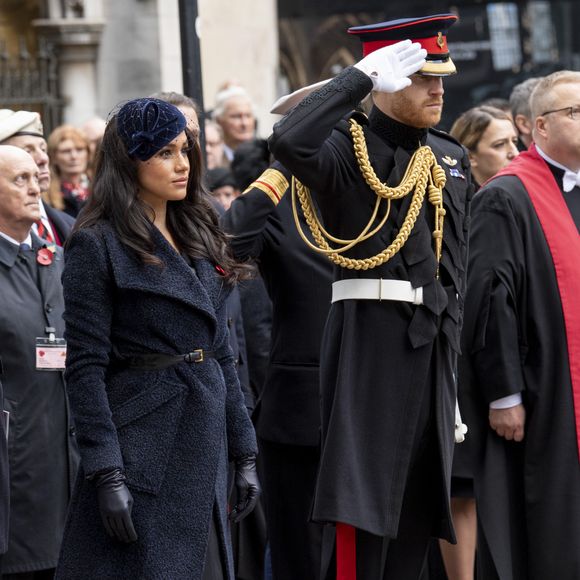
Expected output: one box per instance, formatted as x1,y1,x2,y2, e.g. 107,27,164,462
460,70,580,580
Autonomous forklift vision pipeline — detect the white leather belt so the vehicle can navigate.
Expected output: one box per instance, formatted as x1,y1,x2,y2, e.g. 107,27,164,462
331,279,424,305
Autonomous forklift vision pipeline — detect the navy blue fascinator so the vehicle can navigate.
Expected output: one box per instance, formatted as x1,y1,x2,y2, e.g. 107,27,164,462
116,98,187,161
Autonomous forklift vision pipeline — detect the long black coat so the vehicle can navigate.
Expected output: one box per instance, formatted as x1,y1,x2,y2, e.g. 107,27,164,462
270,66,472,539
0,378,7,555
222,163,333,446
459,172,580,579
0,234,78,572
55,223,257,580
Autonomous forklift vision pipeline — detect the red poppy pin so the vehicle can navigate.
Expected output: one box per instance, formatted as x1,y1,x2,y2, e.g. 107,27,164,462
215,264,227,276
36,246,54,266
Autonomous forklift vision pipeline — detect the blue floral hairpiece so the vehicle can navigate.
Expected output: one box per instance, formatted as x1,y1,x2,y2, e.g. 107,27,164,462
116,98,187,161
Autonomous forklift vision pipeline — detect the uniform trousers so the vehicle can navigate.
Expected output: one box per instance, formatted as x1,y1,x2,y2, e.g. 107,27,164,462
258,439,326,580
325,355,444,579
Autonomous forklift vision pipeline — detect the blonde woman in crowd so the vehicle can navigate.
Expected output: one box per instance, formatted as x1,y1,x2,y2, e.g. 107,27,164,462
46,125,91,217
450,105,519,189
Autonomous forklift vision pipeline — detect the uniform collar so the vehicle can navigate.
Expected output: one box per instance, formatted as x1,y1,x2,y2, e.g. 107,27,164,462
368,107,428,150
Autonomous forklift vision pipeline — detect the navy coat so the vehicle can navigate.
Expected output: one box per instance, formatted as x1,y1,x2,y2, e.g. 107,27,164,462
55,222,257,580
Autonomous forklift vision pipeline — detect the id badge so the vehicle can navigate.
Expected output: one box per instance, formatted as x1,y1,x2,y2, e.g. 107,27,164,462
35,337,67,371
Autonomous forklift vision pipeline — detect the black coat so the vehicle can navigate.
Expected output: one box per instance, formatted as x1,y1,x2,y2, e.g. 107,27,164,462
44,202,75,245
55,223,257,580
269,66,473,539
0,234,79,572
459,173,580,579
223,164,333,446
0,379,8,555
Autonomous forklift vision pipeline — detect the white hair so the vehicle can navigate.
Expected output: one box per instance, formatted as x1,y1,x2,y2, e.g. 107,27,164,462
212,86,256,120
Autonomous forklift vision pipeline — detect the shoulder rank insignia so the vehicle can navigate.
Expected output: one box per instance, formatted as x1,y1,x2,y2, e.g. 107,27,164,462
449,168,465,179
442,155,458,166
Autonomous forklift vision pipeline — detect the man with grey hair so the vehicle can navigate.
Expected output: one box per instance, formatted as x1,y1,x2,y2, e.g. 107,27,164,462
509,76,541,149
461,70,580,579
213,86,257,163
0,110,75,245
0,145,78,578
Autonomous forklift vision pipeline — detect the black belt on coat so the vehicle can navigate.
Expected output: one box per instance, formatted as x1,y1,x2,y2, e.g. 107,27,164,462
119,349,215,370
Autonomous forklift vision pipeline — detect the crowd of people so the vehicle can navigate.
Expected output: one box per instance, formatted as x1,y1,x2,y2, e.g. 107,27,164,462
0,10,579,580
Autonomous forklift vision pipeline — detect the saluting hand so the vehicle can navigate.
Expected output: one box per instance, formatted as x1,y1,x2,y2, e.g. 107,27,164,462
354,39,427,93
489,404,526,442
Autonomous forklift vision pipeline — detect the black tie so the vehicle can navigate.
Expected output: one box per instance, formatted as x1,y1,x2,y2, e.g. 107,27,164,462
17,243,38,288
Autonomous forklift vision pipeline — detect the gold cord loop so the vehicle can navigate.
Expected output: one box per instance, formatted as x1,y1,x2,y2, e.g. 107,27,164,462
291,118,447,272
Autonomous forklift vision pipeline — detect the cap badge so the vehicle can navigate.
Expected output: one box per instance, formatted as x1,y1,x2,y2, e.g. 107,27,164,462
442,155,457,166
437,32,445,48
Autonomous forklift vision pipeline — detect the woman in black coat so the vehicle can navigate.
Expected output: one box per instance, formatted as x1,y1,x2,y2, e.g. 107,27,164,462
55,98,260,579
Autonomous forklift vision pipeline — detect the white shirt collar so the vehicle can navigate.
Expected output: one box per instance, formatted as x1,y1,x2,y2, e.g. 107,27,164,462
535,145,574,173
0,230,32,247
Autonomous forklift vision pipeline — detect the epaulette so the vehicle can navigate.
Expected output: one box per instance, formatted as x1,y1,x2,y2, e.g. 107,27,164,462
428,126,463,148
348,109,369,126
336,109,368,137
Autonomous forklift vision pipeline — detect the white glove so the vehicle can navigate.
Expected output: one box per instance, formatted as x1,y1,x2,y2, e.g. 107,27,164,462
455,399,468,444
354,39,427,93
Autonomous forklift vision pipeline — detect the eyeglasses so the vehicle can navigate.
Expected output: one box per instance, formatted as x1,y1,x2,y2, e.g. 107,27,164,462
540,105,580,120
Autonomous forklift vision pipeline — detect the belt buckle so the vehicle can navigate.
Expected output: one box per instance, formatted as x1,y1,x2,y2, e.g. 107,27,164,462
185,349,204,363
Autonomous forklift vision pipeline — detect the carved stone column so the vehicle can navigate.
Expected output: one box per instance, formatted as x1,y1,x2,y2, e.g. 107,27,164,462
33,1,104,126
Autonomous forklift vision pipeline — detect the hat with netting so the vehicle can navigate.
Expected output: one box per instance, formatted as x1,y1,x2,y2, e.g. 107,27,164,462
116,98,186,161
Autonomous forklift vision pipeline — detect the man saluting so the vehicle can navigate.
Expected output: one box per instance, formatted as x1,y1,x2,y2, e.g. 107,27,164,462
269,14,473,579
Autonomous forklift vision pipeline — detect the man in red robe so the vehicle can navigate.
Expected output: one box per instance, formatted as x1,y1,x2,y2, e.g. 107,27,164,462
460,70,580,579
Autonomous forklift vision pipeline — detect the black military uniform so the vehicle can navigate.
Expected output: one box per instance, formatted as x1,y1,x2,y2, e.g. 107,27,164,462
223,163,333,579
269,14,473,579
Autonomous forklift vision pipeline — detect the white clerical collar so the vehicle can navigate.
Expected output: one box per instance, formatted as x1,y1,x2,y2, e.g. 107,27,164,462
536,145,580,193
535,145,574,174
0,230,32,247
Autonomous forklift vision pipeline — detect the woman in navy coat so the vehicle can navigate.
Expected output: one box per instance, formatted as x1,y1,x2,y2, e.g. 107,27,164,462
55,98,260,579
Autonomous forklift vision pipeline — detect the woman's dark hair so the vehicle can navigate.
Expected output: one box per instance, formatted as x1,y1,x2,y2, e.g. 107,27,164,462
74,115,251,283
449,105,514,152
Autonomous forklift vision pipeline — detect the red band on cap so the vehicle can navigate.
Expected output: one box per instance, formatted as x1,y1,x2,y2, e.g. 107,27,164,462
362,35,448,57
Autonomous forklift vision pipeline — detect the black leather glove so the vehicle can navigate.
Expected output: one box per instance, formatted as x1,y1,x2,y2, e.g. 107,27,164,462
229,455,261,523
94,468,138,543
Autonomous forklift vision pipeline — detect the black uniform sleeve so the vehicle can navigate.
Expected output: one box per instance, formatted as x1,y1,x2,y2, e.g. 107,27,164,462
221,162,290,261
269,66,373,194
463,183,527,404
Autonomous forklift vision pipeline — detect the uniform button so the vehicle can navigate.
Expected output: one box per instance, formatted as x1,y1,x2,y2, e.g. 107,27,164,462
69,426,76,436
45,304,53,313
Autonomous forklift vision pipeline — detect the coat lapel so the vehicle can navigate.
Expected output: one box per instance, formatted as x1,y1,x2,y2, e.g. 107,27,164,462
31,233,64,324
103,225,218,323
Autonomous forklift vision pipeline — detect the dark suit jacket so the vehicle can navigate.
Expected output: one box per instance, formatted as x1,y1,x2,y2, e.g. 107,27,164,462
56,222,256,580
44,202,75,246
